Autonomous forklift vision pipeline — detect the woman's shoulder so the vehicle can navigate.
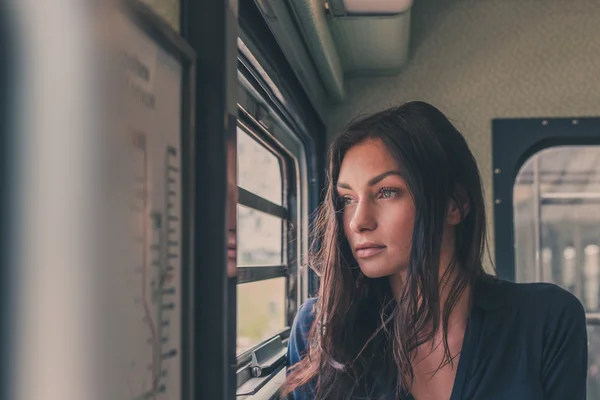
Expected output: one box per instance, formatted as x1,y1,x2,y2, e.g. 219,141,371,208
290,297,318,341
484,278,588,397
287,297,318,366
295,297,318,327
478,275,585,321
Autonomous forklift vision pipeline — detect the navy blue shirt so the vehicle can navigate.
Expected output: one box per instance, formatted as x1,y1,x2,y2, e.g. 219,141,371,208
287,276,588,399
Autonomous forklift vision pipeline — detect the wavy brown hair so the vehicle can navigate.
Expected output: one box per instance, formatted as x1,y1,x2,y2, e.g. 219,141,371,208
282,101,489,399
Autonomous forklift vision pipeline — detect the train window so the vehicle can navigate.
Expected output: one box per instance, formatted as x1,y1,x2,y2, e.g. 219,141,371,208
235,123,294,356
238,129,283,205
237,277,287,353
514,146,600,288
513,145,600,395
237,205,283,265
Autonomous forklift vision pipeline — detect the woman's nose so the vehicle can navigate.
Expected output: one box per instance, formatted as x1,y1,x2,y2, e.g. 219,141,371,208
349,200,377,233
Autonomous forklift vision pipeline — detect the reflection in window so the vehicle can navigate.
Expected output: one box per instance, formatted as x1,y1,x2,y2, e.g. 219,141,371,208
237,205,283,266
237,127,283,205
237,278,286,353
513,146,600,396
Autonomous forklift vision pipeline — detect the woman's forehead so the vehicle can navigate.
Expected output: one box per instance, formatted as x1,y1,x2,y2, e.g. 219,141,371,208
339,140,400,177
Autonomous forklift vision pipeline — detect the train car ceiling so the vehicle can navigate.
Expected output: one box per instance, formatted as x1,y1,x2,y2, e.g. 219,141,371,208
254,0,413,110
328,0,413,76
287,0,345,102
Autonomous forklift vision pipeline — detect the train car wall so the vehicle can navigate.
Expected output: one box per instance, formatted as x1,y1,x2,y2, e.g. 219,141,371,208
328,0,600,270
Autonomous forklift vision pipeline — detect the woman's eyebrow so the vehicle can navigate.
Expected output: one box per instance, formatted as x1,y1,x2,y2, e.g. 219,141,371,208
367,170,403,186
337,170,403,190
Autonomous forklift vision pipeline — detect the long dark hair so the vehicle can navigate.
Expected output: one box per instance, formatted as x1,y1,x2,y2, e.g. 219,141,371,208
283,101,488,399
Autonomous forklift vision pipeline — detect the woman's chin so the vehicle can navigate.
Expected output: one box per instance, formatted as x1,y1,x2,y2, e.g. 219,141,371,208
359,265,394,279
359,262,407,279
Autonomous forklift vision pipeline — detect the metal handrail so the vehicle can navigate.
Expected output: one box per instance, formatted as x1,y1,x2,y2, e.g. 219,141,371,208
587,313,600,325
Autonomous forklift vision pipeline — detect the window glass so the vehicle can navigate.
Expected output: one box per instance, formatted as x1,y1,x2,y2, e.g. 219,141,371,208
237,127,283,205
235,124,290,357
513,145,600,395
237,204,283,266
237,278,286,353
514,146,600,293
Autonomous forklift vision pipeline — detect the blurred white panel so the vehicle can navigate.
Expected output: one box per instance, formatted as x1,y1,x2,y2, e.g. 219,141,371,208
11,0,106,399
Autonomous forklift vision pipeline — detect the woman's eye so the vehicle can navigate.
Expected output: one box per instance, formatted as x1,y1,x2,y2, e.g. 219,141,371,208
379,188,399,199
342,196,354,206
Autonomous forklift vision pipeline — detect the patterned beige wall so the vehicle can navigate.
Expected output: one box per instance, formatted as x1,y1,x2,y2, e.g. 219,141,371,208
141,0,180,32
327,0,600,269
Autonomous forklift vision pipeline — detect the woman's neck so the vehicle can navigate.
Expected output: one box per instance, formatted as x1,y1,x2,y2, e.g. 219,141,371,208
389,251,472,336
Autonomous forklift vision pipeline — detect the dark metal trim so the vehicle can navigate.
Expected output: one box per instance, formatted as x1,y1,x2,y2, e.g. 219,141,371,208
237,265,288,284
0,7,13,400
178,33,196,400
238,187,288,219
181,0,238,398
492,117,600,282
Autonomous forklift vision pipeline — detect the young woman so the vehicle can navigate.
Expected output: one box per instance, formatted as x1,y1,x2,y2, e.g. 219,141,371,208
282,102,588,399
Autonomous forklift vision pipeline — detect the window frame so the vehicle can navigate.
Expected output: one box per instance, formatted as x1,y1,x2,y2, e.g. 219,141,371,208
234,104,304,393
512,146,600,285
180,0,325,397
492,117,600,282
233,1,327,395
494,118,600,395
235,114,295,350
237,118,291,271
237,0,327,303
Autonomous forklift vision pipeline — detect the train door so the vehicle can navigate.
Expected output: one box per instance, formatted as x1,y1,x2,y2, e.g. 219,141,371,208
493,117,600,396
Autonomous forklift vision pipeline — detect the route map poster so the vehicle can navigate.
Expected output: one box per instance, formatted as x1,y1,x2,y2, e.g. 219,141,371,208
115,5,183,400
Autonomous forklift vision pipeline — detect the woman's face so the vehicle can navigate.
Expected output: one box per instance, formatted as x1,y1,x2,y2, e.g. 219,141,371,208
337,139,415,278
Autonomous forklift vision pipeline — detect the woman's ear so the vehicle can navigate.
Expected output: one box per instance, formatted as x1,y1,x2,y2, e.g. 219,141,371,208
447,189,470,226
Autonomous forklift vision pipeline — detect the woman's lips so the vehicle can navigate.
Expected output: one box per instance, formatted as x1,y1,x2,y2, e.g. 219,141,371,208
356,246,386,258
